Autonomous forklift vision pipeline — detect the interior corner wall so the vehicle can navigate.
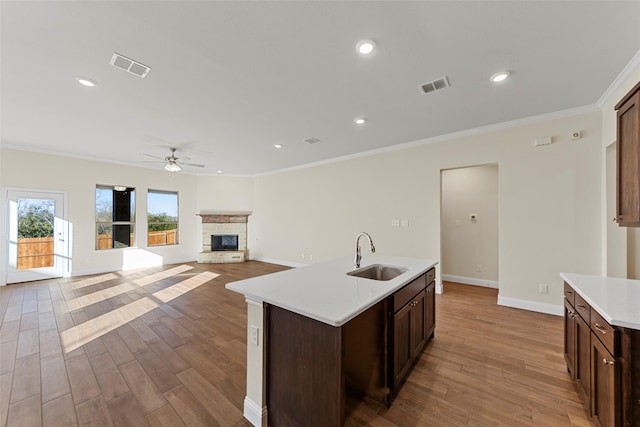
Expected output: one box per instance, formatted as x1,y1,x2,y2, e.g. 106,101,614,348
252,110,603,310
0,149,200,277
441,164,498,284
601,62,640,279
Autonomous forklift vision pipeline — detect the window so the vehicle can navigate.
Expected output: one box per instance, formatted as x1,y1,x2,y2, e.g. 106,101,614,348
96,185,135,249
147,190,178,246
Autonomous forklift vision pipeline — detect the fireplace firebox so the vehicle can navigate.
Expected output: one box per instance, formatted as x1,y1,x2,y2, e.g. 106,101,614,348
211,234,239,251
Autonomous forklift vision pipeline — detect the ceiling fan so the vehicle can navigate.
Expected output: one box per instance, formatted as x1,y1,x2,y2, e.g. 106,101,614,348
143,148,205,172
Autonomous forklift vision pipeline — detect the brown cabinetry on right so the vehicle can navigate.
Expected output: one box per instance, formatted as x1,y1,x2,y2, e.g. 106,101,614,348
615,81,640,227
563,281,640,427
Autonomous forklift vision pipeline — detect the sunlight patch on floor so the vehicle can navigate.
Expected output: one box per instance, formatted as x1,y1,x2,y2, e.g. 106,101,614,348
65,282,136,312
70,273,120,290
133,264,194,286
60,270,218,353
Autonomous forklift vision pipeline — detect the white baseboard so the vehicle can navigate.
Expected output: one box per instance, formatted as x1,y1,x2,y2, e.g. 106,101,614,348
497,295,563,317
248,256,305,268
70,257,197,277
243,397,267,427
442,274,499,289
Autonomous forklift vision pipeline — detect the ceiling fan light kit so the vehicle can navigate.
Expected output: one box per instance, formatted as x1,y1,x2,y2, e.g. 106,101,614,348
143,147,204,173
164,163,182,172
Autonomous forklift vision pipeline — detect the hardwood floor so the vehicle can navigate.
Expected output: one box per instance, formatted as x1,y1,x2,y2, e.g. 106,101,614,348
0,264,593,426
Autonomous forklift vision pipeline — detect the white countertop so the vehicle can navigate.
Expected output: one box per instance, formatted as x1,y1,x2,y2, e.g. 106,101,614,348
560,273,640,330
226,255,438,327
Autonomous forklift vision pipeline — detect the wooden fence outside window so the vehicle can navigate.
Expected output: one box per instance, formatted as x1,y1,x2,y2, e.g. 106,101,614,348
17,229,178,268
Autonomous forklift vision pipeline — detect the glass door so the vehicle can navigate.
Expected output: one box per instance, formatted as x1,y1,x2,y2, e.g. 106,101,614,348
5,190,67,284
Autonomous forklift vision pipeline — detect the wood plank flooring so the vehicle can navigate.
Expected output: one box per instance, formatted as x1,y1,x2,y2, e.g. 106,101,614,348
0,263,593,426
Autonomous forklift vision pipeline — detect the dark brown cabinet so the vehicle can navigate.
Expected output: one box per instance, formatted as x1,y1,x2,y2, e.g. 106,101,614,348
392,289,426,388
591,331,620,427
426,281,435,338
388,268,436,399
267,267,437,426
563,282,640,427
615,81,640,227
564,298,577,376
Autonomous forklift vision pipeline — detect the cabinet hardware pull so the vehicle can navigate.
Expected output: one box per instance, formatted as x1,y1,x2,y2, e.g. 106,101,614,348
566,291,572,296
577,304,586,311
602,358,615,366
594,324,607,334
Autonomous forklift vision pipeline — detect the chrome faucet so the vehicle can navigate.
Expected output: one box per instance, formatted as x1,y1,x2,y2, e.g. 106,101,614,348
354,232,375,268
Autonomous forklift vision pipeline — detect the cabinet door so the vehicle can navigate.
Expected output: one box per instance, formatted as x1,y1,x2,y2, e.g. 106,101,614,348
575,315,591,405
410,291,426,357
392,302,412,388
564,299,577,378
425,282,435,339
591,333,620,427
616,86,640,227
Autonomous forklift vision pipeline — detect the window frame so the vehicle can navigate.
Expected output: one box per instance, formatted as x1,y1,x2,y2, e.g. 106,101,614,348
147,189,179,247
95,185,136,250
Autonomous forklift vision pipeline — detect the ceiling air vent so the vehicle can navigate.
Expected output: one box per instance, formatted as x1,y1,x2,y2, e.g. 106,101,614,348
110,53,151,78
303,137,321,144
420,76,450,94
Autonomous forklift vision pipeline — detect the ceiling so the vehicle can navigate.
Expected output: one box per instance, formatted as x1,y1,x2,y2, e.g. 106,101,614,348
2,1,639,176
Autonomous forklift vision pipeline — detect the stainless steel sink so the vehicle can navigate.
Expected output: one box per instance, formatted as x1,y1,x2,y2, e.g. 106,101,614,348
347,264,407,281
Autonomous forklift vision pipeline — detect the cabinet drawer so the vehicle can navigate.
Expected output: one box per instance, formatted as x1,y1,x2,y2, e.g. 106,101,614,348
574,293,590,324
563,282,575,306
426,268,435,284
392,274,426,313
590,309,619,356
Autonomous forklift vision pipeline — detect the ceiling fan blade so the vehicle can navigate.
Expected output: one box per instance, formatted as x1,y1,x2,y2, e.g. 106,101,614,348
144,153,165,160
182,162,205,168
142,160,166,164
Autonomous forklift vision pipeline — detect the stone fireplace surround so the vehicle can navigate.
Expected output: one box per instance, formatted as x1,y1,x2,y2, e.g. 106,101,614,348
197,213,250,263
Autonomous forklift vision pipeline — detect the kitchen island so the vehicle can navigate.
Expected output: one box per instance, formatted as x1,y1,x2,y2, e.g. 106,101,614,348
561,273,640,427
226,255,438,427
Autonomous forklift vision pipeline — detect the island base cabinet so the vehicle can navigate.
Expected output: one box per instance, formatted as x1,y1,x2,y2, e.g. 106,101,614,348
591,332,620,427
391,290,426,389
267,305,344,427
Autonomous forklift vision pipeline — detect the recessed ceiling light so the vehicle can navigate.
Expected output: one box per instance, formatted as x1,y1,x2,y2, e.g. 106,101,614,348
490,71,510,83
217,170,223,174
76,76,97,87
274,144,283,149
356,39,376,55
354,117,367,125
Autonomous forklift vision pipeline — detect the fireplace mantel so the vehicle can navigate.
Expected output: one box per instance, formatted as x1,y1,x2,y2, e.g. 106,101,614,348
197,213,251,224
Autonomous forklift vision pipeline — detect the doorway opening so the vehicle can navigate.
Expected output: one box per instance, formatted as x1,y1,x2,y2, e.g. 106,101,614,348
3,189,69,285
440,164,499,290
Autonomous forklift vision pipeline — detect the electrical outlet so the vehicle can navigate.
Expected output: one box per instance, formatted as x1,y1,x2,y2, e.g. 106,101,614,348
539,284,549,294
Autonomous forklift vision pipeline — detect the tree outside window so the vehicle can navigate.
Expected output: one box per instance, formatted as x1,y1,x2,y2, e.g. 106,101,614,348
147,190,178,246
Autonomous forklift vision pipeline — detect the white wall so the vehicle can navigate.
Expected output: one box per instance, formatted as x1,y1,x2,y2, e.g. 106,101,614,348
441,164,498,285
601,57,640,279
0,149,201,277
252,110,603,312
